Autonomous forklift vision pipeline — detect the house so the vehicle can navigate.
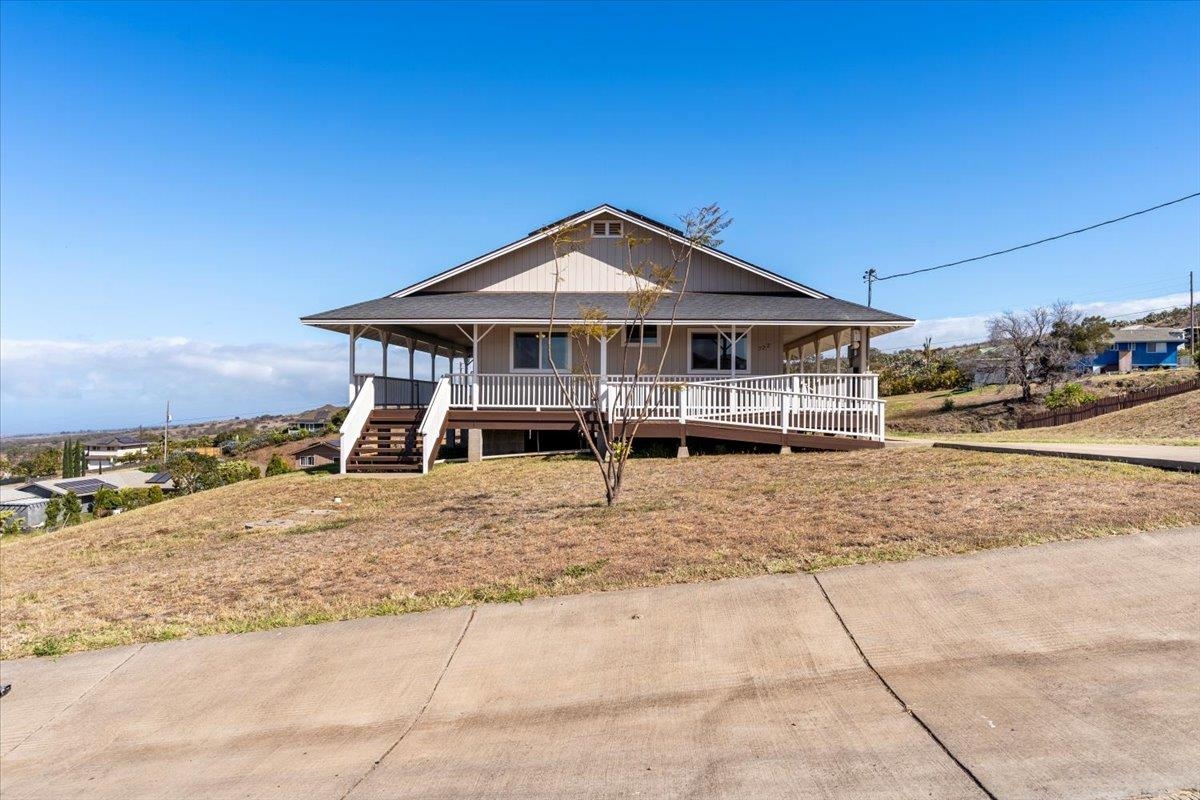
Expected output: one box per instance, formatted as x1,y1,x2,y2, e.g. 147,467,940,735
290,404,342,433
1,486,50,529
85,435,151,471
301,204,915,473
292,439,340,469
1091,325,1185,373
20,468,175,512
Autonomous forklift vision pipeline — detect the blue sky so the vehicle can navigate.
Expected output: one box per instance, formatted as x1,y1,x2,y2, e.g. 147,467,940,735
2,1,1198,434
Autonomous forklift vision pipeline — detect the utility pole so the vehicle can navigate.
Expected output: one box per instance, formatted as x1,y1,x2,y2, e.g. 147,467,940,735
1190,269,1195,357
163,401,171,464
863,268,878,307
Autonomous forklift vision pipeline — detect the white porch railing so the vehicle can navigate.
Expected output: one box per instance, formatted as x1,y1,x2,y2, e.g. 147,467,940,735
418,378,453,474
443,372,885,441
340,375,377,473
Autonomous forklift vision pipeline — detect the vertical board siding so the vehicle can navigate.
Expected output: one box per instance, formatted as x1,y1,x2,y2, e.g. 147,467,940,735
427,217,786,294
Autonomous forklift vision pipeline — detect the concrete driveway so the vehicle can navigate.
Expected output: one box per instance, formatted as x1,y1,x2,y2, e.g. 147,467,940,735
2,529,1197,799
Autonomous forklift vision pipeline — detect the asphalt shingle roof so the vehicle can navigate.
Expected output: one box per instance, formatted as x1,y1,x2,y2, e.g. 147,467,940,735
302,292,913,325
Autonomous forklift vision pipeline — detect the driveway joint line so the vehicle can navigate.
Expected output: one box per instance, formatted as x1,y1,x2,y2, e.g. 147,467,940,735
5,642,147,756
340,605,477,800
811,573,999,800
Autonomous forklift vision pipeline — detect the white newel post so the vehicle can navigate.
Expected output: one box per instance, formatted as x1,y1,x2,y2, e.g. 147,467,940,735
678,385,688,423
780,393,790,433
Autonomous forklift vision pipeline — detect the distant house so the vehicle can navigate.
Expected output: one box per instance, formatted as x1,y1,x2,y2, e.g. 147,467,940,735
20,468,175,513
290,404,341,433
1,486,50,529
1091,325,1185,373
86,435,151,471
292,439,339,469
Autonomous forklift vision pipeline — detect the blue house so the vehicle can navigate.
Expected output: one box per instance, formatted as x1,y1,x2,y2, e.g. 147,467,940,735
1091,325,1185,372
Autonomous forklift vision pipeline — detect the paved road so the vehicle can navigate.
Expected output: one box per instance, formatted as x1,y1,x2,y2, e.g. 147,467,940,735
2,529,1197,799
933,441,1200,472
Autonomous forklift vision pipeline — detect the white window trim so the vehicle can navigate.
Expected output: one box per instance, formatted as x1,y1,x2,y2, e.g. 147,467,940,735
298,455,316,467
509,328,573,373
686,328,752,374
590,220,623,238
622,323,660,348
1145,342,1168,353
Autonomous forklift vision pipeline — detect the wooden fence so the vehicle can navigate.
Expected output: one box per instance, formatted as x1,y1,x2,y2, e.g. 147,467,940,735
1017,377,1199,429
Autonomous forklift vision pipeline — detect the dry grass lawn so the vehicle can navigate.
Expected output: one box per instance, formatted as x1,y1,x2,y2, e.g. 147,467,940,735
938,389,1200,446
3,449,1197,659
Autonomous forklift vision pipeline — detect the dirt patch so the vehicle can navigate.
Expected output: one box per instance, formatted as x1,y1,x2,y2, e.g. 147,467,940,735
2,449,1196,659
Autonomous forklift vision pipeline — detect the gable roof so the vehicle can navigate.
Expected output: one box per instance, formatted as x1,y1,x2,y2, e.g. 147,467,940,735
293,439,341,458
1112,325,1185,343
88,435,150,448
390,204,829,300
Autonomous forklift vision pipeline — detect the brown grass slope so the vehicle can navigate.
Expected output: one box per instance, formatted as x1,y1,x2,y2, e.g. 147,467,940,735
944,388,1200,446
887,368,1198,435
3,449,1197,659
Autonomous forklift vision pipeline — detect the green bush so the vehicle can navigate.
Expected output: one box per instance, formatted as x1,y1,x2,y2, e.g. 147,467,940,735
218,460,261,484
62,491,83,526
265,454,292,477
118,486,165,509
92,487,121,517
1044,383,1099,410
940,397,956,412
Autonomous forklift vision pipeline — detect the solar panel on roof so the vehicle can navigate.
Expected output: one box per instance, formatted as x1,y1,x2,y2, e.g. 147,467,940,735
147,471,172,484
56,478,115,494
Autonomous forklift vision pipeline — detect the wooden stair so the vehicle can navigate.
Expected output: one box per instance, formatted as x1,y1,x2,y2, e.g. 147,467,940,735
346,409,425,473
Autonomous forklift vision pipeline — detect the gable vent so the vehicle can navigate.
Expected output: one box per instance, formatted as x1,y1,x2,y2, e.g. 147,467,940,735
591,220,623,238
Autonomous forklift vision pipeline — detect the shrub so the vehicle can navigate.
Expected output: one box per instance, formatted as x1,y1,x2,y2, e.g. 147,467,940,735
1044,383,1099,411
266,454,292,477
940,397,956,412
218,460,261,484
44,495,62,529
92,487,121,517
61,491,83,526
117,486,165,510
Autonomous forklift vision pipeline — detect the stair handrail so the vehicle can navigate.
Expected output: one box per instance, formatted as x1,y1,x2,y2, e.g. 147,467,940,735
339,375,376,474
418,376,453,474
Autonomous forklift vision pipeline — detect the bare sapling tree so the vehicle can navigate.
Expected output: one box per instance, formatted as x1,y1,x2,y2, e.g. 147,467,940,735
541,205,732,505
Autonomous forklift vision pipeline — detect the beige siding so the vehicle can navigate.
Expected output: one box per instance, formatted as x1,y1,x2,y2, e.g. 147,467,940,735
476,324,786,376
429,216,786,294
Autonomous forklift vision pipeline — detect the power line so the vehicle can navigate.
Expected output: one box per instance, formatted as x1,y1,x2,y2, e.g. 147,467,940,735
864,193,1200,296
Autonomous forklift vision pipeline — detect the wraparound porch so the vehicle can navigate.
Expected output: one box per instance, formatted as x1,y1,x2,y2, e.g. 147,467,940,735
339,371,885,474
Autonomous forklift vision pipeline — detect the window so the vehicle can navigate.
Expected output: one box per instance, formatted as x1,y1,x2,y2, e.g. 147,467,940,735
512,330,570,371
1146,342,1168,354
689,330,748,372
591,220,623,238
298,455,315,467
624,323,659,347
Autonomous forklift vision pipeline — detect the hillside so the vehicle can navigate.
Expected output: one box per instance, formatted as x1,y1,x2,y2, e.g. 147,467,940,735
3,448,1197,659
941,388,1200,446
887,368,1197,434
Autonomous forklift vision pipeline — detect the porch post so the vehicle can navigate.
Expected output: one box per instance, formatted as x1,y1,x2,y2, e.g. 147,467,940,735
348,325,359,404
430,344,437,381
730,324,737,378
381,330,390,378
599,331,608,380
834,330,843,373
471,324,480,410
408,338,415,381
855,326,870,374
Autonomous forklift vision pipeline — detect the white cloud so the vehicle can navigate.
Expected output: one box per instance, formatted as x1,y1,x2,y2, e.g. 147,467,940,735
879,292,1191,352
0,337,369,435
